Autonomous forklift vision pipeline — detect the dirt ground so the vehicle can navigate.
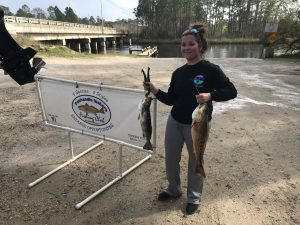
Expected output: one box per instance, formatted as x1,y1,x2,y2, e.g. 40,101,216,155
0,56,299,225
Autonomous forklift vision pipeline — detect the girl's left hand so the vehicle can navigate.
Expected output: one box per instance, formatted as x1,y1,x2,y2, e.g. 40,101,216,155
195,93,211,104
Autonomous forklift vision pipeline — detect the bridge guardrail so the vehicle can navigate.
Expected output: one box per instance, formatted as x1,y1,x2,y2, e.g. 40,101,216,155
4,16,126,35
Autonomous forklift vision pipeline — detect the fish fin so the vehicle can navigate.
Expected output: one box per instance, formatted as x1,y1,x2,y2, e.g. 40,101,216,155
195,163,206,178
191,121,196,128
147,67,150,82
192,145,196,154
141,69,147,81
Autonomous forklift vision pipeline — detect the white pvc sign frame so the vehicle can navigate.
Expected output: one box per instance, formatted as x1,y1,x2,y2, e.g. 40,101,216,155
30,75,157,209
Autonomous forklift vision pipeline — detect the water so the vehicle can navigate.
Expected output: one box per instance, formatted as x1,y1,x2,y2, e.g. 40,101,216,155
105,43,264,58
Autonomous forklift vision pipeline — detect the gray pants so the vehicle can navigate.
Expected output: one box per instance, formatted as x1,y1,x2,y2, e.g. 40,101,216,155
164,114,208,204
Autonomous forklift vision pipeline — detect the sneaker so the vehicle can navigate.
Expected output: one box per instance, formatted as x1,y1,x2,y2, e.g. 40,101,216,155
158,191,181,201
186,203,199,215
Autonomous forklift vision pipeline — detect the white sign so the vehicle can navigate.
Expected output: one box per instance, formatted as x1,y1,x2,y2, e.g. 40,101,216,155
264,23,278,33
36,76,150,147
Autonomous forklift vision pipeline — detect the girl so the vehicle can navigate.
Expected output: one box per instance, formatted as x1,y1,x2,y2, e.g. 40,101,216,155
145,24,237,214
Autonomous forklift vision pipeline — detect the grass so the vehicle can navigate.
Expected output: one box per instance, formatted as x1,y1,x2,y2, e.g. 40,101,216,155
37,47,139,58
12,35,41,49
13,35,137,59
13,35,81,58
38,46,79,57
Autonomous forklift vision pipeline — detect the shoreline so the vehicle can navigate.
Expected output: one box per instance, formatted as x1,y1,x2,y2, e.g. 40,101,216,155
133,38,261,45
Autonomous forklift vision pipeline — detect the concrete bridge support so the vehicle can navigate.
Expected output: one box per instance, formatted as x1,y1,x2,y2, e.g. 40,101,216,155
112,38,116,47
105,40,110,48
101,38,106,54
84,38,91,54
73,42,81,53
56,37,127,54
118,37,124,47
91,41,98,54
96,40,101,53
62,39,66,46
66,40,75,51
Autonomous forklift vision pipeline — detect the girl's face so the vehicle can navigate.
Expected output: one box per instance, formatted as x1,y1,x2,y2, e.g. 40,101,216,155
181,35,201,63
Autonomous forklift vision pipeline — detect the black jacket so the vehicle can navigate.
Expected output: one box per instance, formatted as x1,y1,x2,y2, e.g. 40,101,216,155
155,60,237,124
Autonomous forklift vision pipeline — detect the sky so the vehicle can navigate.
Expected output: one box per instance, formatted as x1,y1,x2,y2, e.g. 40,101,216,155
1,0,139,21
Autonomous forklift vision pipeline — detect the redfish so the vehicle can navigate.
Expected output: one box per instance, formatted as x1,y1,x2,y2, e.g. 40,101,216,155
138,96,153,150
78,103,105,117
191,103,209,177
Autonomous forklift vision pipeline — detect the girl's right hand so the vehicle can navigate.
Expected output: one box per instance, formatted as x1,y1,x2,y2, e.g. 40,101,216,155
143,82,159,95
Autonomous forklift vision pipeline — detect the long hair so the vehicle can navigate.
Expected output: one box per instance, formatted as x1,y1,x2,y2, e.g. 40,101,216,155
191,24,208,54
182,24,208,55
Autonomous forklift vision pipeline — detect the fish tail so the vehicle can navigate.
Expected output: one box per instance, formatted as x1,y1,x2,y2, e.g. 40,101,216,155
195,162,206,178
143,141,153,150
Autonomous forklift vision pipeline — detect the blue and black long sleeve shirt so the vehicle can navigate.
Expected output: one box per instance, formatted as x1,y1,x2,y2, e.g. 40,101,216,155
155,60,237,124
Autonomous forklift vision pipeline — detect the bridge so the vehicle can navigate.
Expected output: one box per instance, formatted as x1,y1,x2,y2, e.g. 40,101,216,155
4,16,129,53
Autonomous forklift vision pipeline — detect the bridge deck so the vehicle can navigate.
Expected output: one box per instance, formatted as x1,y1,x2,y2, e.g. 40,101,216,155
4,16,127,40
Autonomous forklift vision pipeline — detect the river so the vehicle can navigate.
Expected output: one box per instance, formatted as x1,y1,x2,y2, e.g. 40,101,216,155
105,43,264,58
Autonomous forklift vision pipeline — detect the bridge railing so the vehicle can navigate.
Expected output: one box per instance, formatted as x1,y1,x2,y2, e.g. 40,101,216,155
4,16,126,35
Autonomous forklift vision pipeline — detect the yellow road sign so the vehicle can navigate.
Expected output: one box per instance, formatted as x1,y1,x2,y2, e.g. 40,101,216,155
267,33,277,44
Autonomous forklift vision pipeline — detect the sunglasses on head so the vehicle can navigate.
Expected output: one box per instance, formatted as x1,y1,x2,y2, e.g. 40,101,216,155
182,28,199,36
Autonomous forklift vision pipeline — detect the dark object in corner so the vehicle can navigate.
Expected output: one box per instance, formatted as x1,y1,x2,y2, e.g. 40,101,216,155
0,9,3,19
0,9,45,85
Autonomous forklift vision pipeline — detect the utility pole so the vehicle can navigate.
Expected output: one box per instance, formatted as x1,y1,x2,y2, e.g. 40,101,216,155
100,0,104,33
100,0,106,54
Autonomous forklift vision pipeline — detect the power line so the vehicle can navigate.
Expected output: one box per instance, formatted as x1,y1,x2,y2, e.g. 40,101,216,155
105,0,134,17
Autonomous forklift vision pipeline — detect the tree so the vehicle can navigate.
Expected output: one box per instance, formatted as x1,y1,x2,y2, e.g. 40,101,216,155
95,16,103,26
53,6,65,21
0,5,14,16
15,4,34,18
135,0,157,36
65,7,78,23
47,6,56,20
32,7,47,19
80,17,89,25
46,5,65,21
134,0,299,40
89,16,96,25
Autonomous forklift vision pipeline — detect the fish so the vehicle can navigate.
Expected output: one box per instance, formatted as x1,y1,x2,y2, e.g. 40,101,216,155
78,103,105,117
138,96,153,150
139,67,153,150
191,103,209,177
141,67,151,97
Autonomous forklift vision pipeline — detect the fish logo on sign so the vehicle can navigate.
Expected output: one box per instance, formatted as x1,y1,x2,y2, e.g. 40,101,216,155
72,95,111,126
194,75,205,87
